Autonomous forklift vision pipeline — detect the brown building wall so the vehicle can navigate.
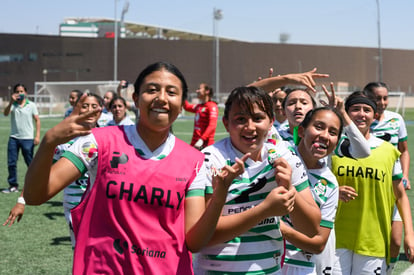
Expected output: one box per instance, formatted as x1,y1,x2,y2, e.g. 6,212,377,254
1,33,414,100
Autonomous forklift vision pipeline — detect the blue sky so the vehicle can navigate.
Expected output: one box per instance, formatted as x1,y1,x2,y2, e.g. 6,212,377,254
2,0,413,50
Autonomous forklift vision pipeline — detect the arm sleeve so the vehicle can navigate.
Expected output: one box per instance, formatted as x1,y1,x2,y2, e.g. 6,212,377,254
63,134,98,173
320,186,339,228
183,100,196,113
398,114,408,142
283,147,309,190
31,102,39,116
336,123,370,158
393,152,404,181
186,160,208,198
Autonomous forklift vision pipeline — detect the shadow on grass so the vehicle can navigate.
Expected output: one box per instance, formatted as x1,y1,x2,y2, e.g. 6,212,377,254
44,200,63,207
44,212,64,220
50,236,71,246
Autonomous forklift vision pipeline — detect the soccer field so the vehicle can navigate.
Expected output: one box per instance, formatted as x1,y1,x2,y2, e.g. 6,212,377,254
0,115,413,274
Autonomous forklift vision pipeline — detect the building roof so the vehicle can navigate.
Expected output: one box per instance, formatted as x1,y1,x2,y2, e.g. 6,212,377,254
61,17,235,41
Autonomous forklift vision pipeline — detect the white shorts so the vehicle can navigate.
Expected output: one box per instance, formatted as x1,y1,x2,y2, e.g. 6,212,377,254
392,204,402,222
333,248,386,275
281,264,316,275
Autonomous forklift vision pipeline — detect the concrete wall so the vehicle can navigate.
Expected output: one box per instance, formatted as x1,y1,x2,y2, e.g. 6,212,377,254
2,33,414,101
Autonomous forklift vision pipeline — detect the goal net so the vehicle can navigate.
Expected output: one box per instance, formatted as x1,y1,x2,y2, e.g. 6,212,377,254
32,81,123,117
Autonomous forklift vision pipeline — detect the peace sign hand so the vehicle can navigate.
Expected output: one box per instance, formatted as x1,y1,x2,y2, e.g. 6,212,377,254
211,153,251,199
43,93,102,147
285,68,330,94
321,82,350,125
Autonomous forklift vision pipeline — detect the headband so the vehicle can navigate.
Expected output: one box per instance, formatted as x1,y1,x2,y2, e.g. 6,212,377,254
345,97,377,113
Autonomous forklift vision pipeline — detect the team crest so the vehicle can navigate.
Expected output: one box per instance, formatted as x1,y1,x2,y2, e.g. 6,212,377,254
389,119,398,129
267,148,280,165
54,147,61,156
81,142,98,161
314,179,327,196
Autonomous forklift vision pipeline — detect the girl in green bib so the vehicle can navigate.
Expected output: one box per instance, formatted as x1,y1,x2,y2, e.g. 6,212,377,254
331,90,414,274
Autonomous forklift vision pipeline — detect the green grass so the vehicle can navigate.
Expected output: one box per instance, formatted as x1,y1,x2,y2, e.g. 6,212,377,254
0,115,228,275
0,112,413,274
0,117,72,275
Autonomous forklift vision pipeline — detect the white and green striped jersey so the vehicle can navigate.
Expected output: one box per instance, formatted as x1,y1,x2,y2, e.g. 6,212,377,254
277,124,295,146
53,139,88,211
371,110,407,147
196,138,309,274
283,156,339,273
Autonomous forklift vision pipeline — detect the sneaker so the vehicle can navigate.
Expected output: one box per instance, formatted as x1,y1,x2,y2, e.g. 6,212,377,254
2,186,18,193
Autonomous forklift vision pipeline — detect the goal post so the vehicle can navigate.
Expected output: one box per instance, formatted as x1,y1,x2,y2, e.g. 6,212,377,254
315,91,405,116
33,80,121,117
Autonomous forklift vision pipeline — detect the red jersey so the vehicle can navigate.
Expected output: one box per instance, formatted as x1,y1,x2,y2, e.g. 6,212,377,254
183,100,218,147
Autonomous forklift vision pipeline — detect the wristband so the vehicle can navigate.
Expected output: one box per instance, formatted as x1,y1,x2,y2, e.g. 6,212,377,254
17,196,26,205
194,139,204,148
402,178,408,188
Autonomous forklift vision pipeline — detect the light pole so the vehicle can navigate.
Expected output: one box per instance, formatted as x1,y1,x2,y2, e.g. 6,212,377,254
213,8,222,103
42,69,48,83
114,0,119,81
376,0,383,82
114,0,129,82
121,1,129,38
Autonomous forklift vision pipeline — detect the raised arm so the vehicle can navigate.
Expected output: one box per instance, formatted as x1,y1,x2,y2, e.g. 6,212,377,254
117,80,135,111
24,94,101,205
183,100,196,113
321,83,370,159
4,92,18,116
250,68,329,93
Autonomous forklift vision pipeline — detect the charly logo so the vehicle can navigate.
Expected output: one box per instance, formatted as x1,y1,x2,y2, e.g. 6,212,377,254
110,152,129,168
113,238,129,255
